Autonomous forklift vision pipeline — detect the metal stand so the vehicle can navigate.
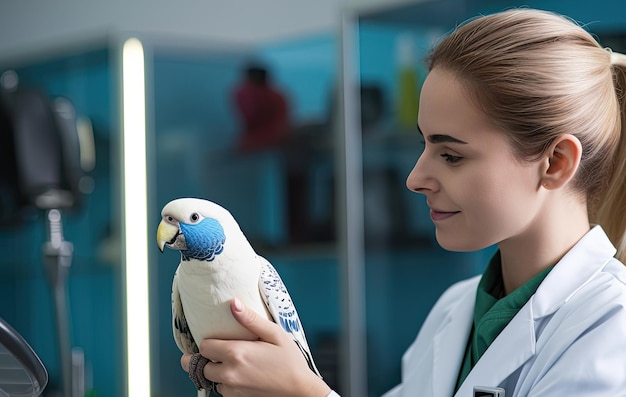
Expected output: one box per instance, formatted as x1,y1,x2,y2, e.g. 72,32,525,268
43,209,83,397
3,69,89,397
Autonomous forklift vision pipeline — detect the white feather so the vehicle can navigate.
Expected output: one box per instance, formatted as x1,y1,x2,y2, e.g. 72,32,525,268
161,198,321,383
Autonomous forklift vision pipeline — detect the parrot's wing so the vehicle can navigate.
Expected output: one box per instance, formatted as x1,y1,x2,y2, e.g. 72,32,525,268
258,257,321,378
172,268,198,354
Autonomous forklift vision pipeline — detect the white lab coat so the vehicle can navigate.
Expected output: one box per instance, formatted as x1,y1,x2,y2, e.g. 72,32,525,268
383,226,626,397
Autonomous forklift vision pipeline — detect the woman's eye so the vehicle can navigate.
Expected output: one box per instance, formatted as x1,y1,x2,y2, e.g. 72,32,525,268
190,213,200,222
440,153,463,163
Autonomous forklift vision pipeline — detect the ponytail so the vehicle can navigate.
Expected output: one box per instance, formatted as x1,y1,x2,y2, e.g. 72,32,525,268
595,52,626,264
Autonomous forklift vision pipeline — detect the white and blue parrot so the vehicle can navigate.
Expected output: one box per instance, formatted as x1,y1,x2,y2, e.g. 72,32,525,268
156,197,321,396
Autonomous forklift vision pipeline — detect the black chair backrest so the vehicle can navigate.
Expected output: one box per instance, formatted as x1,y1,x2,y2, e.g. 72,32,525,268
0,85,83,225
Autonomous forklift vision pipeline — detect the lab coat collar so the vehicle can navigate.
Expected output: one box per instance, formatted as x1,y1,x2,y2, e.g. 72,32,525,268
531,225,616,318
455,225,616,396
432,282,476,397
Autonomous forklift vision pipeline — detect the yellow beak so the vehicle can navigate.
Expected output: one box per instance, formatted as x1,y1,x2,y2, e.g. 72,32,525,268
156,220,179,252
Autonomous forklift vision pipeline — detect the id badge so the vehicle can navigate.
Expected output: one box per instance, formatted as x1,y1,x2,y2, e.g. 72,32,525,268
473,386,505,397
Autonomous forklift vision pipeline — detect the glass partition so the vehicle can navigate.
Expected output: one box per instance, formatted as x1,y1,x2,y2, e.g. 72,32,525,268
340,0,626,395
145,36,342,395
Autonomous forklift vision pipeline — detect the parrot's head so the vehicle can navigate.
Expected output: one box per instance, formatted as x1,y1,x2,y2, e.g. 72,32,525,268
157,198,250,262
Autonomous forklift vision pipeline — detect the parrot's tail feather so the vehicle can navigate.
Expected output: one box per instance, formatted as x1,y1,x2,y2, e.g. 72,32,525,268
206,383,223,397
294,339,322,378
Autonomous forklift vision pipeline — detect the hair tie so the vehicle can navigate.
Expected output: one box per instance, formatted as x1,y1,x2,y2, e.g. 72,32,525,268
608,48,626,65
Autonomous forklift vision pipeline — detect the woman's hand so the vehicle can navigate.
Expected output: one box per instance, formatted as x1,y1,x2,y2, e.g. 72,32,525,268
181,298,331,397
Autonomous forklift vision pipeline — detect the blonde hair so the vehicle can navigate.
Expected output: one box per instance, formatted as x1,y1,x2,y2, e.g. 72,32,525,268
428,9,626,263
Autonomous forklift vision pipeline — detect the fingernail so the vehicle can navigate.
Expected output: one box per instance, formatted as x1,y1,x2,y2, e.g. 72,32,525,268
233,297,244,312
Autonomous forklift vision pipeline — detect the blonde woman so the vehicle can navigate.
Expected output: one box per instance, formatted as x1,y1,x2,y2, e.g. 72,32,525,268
181,9,626,397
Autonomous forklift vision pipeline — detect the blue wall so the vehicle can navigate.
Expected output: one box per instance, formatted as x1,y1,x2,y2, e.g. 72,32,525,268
0,48,123,397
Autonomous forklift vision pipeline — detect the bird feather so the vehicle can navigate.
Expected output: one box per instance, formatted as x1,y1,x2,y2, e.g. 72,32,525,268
157,197,322,395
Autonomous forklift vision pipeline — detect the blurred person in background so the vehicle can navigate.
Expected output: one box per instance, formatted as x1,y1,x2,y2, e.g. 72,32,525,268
233,62,290,152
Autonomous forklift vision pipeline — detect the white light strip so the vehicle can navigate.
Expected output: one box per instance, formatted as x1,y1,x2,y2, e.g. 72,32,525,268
122,37,151,397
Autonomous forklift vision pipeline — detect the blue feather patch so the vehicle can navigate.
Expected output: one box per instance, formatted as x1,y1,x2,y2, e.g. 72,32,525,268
180,218,225,261
278,309,301,333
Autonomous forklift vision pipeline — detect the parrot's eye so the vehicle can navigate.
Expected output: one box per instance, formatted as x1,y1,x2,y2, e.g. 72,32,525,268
167,216,174,222
190,213,200,223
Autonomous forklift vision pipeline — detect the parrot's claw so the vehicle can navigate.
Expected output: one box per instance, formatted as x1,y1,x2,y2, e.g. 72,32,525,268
189,353,213,391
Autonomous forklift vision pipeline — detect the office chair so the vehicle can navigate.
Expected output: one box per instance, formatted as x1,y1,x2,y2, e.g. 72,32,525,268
0,316,48,397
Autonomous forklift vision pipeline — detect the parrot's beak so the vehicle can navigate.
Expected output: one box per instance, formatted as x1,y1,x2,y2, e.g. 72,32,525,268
157,220,183,252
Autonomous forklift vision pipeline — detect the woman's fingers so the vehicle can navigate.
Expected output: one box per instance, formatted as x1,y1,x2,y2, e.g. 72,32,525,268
181,353,192,372
230,298,288,345
178,298,331,396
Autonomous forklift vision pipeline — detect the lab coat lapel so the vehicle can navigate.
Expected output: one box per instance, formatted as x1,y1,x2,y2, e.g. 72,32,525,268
455,303,535,396
432,290,475,397
454,226,615,396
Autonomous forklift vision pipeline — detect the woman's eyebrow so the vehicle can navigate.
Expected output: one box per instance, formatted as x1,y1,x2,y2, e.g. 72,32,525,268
417,125,468,144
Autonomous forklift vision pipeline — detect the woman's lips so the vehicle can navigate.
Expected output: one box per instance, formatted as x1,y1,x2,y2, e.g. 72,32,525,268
430,210,460,221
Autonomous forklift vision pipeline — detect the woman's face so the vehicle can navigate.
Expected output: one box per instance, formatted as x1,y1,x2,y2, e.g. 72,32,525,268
407,68,544,251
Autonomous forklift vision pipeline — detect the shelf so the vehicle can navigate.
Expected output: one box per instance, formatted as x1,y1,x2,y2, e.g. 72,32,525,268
260,242,338,261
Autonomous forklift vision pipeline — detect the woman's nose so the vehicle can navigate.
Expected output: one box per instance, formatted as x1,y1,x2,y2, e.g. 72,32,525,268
406,155,437,195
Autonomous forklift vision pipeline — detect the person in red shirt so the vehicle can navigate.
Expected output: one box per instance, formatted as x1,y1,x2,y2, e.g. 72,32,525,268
233,63,290,152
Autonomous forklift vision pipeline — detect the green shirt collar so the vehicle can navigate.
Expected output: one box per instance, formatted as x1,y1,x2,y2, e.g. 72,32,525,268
456,251,553,391
473,251,553,358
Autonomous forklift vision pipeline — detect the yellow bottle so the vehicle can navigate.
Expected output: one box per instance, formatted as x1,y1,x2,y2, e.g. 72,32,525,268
396,34,420,130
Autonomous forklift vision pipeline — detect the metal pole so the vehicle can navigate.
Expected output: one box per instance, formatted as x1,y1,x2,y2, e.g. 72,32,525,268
336,10,368,397
43,209,76,397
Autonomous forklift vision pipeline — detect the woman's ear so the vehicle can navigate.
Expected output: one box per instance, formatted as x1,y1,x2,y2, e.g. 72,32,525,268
540,134,582,190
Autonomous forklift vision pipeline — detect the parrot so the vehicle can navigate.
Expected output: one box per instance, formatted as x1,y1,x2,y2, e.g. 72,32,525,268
156,197,321,396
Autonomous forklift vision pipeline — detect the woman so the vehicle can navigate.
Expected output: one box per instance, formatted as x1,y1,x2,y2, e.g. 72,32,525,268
182,8,626,396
